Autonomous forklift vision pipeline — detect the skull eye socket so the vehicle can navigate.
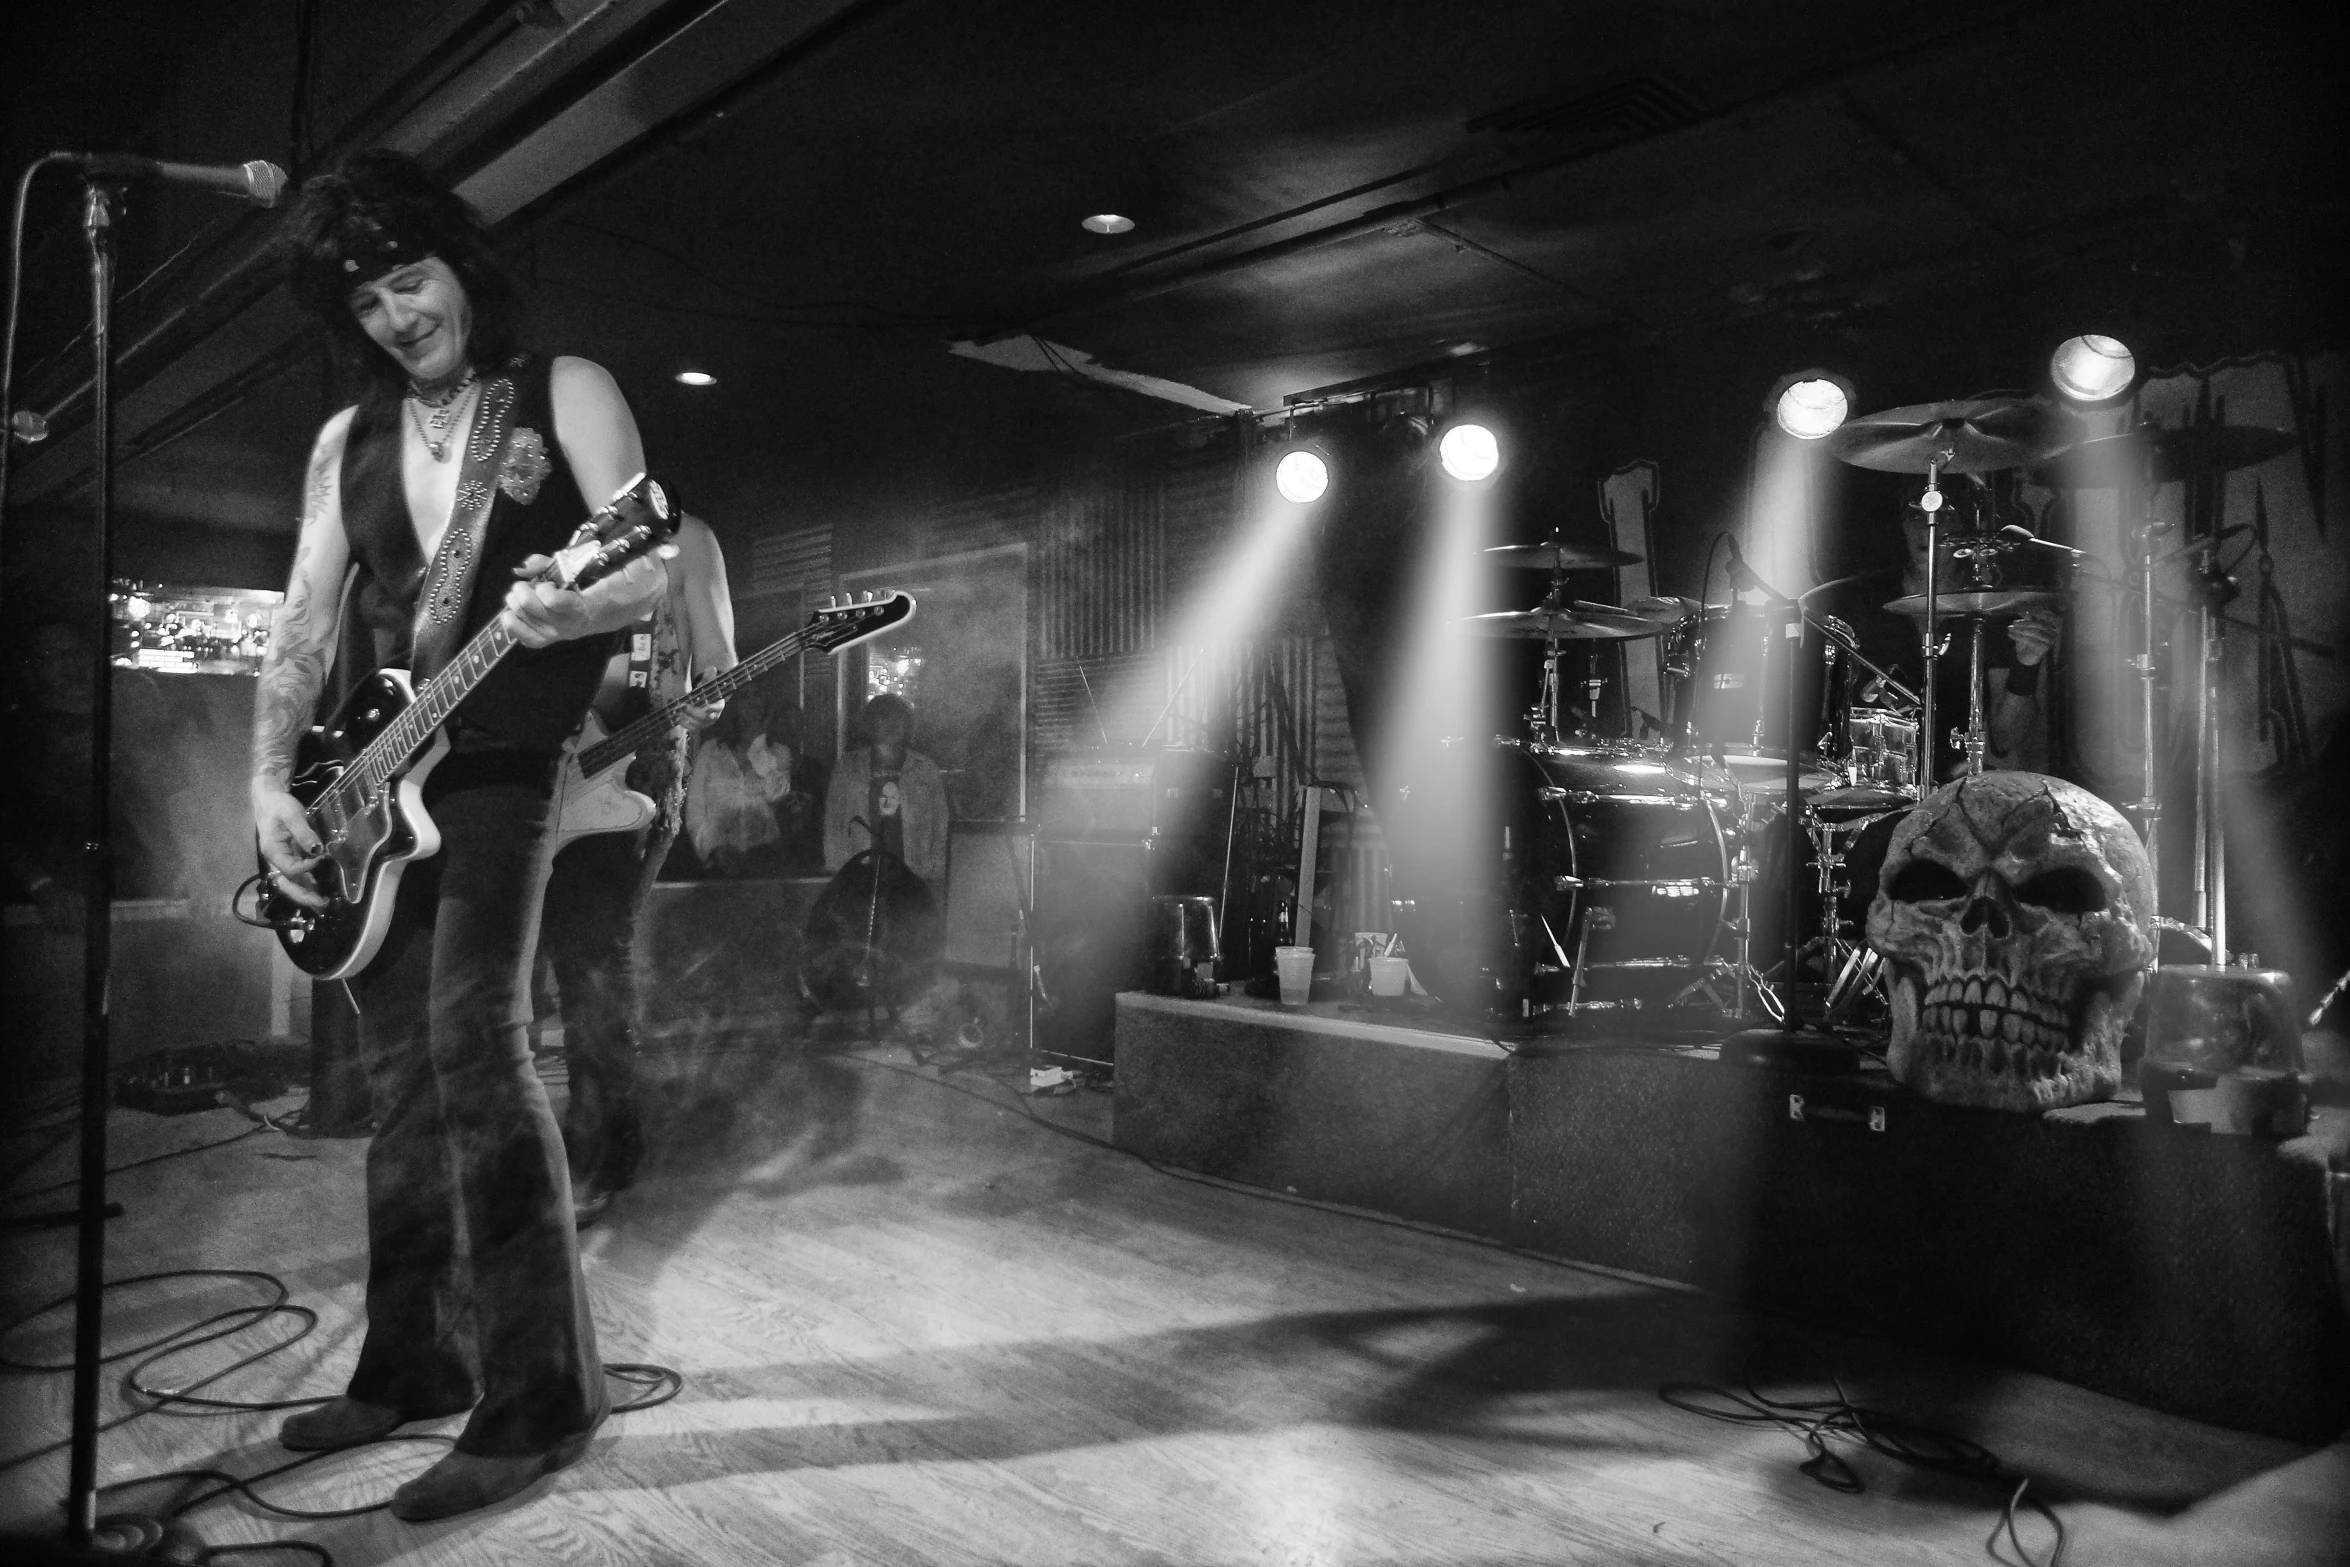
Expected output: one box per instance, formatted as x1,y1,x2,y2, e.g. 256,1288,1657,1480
1888,858,1969,902
2014,866,2107,913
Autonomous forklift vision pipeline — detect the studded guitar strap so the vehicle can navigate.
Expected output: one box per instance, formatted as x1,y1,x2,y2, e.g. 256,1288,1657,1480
408,373,519,681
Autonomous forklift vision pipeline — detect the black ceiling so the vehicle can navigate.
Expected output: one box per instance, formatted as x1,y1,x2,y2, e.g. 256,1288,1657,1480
4,0,2340,575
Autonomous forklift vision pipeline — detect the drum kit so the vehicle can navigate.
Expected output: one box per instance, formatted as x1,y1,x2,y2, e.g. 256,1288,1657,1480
1390,393,2308,1027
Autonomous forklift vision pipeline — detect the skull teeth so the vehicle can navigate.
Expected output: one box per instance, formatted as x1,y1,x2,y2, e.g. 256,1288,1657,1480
1922,1033,2075,1080
1918,974,2075,1058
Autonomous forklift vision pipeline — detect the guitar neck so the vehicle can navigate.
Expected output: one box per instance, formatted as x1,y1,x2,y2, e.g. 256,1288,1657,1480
575,625,816,778
347,618,521,793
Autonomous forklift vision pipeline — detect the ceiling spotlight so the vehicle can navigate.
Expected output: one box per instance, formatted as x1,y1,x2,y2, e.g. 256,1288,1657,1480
674,370,717,387
1081,213,1136,235
1438,422,1501,483
1275,448,1330,504
2050,334,2136,403
1774,377,1849,439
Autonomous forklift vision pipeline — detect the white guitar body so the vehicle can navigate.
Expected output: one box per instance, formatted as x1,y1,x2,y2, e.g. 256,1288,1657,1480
543,709,658,863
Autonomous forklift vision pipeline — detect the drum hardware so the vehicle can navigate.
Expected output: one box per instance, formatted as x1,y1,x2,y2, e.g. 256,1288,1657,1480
2016,418,2314,961
1708,557,1866,1062
1830,398,2081,788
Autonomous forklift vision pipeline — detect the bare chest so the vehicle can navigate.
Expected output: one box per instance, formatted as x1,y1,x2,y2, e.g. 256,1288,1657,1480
397,395,481,560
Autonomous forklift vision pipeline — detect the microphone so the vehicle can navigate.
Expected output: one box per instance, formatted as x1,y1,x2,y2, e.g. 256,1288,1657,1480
1998,524,2086,559
63,154,288,208
1724,536,1787,601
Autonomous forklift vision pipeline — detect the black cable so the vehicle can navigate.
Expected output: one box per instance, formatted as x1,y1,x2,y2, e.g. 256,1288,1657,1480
0,1124,267,1207
1,153,76,576
1658,1378,2065,1566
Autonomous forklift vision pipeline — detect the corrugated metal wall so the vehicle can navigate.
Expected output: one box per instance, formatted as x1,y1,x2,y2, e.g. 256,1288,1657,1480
736,436,1388,929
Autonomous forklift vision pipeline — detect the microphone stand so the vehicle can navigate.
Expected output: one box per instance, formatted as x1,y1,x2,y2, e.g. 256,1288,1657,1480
64,175,121,1550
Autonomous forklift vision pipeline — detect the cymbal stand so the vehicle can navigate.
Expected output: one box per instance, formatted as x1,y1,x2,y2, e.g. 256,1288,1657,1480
1525,550,1570,747
1961,616,1989,775
2190,534,2234,962
1527,630,1564,746
2129,454,2167,905
1918,455,1948,787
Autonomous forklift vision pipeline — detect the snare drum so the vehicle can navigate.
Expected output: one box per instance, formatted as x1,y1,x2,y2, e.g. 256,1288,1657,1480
1385,738,1733,1015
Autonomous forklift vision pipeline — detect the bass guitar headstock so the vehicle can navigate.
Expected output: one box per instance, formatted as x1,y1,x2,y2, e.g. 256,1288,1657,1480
808,590,917,653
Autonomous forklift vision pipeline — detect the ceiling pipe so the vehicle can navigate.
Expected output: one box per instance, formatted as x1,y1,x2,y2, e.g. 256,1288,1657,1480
8,0,695,502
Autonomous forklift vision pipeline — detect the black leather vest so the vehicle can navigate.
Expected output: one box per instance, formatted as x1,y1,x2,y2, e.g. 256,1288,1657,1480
335,354,615,755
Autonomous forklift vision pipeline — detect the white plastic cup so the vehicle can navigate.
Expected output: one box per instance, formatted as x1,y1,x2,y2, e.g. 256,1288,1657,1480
1368,954,1410,997
1274,945,1316,1006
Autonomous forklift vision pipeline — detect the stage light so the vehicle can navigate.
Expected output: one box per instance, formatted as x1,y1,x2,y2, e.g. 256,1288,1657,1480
1774,377,1848,439
1081,213,1135,235
2050,334,2136,404
674,370,716,387
1438,422,1500,483
1275,448,1330,504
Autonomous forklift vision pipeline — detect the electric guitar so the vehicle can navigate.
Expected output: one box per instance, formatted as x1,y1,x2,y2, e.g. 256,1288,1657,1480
253,475,678,979
541,590,916,862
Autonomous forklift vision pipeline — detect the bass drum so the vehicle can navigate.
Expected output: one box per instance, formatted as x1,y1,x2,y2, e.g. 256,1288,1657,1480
1385,739,1732,1018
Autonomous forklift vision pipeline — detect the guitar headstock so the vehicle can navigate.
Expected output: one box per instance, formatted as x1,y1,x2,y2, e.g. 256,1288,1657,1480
542,474,679,591
808,590,917,652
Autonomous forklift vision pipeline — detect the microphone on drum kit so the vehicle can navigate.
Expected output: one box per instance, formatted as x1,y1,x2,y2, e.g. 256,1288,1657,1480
1723,536,1792,603
1996,523,2086,559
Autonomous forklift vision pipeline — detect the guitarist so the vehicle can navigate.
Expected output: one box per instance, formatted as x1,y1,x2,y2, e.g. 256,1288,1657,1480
250,151,664,1521
541,510,737,1226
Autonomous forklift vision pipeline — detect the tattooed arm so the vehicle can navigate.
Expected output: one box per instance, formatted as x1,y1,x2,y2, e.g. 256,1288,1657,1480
249,409,355,908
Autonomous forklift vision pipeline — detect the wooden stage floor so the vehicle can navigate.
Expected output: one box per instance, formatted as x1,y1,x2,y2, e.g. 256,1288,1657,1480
3,1039,2345,1566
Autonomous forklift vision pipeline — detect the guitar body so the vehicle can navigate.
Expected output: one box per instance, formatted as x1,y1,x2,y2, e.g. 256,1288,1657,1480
259,668,447,980
543,710,660,864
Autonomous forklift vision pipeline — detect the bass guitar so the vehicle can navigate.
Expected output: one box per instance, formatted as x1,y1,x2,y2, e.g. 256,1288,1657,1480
540,590,915,862
249,475,677,979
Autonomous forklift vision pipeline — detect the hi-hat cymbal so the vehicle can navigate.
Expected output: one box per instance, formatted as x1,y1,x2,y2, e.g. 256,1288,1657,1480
1464,604,1665,640
1828,398,2085,474
1485,541,1645,570
1884,589,2066,618
2030,425,2297,488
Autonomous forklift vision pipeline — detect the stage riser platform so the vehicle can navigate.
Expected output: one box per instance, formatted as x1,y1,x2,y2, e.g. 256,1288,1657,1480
1112,993,2350,1443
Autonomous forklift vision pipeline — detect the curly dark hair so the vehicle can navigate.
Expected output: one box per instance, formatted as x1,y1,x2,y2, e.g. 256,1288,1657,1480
277,149,524,392
859,693,915,740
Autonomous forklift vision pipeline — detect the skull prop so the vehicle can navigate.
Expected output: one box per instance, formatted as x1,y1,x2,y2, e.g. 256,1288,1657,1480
1866,772,2154,1111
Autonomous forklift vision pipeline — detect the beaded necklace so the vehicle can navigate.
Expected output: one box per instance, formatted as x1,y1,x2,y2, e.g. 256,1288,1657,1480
405,368,479,462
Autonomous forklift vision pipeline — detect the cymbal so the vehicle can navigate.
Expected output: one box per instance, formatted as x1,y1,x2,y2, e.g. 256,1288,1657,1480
1828,398,2085,474
2030,425,2297,488
1600,595,1703,622
1884,589,2067,618
1485,541,1644,570
1463,605,1665,640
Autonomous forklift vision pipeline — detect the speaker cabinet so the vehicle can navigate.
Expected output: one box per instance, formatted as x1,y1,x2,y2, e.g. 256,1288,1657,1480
1031,837,1155,1069
944,820,1034,973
